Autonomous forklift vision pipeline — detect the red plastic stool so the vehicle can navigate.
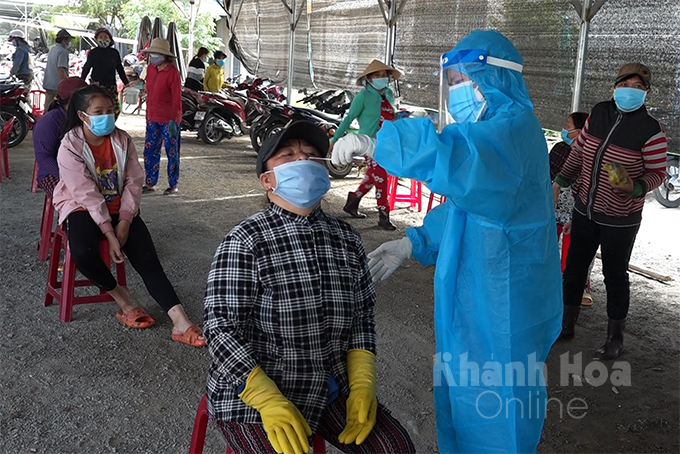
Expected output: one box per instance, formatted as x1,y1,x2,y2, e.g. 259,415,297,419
38,195,55,261
0,117,14,182
31,89,46,119
44,224,126,322
556,224,571,273
31,160,39,192
189,394,326,454
427,192,447,212
387,175,422,211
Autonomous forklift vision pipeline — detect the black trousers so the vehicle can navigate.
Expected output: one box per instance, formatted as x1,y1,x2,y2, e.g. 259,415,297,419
65,211,181,312
563,211,639,320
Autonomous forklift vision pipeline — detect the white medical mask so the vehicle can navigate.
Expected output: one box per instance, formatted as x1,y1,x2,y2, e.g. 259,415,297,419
149,53,165,66
267,160,331,209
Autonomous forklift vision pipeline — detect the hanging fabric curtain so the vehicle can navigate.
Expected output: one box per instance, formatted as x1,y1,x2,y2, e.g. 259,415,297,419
136,16,153,53
166,22,186,81
151,17,165,40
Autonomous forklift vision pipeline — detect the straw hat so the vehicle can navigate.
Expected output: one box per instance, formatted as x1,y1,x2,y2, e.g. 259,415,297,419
356,60,402,85
144,38,176,58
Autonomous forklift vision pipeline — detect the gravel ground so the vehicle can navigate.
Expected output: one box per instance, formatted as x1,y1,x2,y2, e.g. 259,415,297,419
0,113,678,453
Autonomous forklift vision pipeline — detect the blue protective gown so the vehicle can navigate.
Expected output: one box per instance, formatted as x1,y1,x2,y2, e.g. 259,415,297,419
373,30,562,453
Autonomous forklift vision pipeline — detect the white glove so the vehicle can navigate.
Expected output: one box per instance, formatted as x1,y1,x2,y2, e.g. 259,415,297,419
366,237,412,282
331,134,376,166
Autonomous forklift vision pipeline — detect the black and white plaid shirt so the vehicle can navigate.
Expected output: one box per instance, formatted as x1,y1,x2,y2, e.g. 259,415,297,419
204,204,376,430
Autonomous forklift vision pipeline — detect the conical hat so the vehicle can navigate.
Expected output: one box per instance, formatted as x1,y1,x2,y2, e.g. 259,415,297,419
356,60,402,85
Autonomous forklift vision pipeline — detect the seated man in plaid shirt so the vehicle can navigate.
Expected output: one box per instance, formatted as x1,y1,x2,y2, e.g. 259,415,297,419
203,121,415,454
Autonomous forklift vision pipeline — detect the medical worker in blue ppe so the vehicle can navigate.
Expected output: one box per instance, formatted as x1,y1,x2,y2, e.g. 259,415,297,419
332,30,563,453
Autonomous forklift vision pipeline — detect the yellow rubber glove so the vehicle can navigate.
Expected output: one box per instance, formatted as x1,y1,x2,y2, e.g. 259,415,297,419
338,349,377,445
238,366,312,454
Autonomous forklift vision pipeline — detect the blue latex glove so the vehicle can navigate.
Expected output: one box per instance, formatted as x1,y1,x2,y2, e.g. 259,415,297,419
168,120,178,137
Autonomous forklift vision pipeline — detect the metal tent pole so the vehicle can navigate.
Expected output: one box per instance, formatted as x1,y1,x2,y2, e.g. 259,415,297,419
188,0,196,66
570,0,607,111
286,0,297,105
571,0,591,112
384,0,396,66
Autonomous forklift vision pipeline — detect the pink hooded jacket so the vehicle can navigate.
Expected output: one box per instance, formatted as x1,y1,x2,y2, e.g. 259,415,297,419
52,127,143,234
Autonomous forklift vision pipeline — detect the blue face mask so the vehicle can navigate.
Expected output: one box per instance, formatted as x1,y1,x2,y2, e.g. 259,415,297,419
447,81,487,124
370,77,389,90
84,113,116,137
613,87,647,113
216,59,225,67
269,160,331,209
561,128,576,145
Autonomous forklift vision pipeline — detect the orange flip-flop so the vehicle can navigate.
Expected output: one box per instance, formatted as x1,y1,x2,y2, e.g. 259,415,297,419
115,307,156,329
172,324,206,347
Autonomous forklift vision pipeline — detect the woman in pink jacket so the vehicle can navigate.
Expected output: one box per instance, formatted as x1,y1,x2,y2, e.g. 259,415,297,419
52,85,205,347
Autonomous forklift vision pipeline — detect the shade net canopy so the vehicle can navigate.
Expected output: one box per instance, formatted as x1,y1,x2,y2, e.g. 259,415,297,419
227,0,679,150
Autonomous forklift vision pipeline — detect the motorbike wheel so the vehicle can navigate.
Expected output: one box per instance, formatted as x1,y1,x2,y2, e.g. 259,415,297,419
198,112,226,145
264,121,286,140
326,161,353,179
652,157,680,208
249,122,265,152
0,107,29,148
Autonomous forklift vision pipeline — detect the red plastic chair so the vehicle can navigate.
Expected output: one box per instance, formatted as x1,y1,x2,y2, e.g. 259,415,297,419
31,89,46,119
38,195,55,261
427,192,447,212
189,394,326,454
387,175,422,212
0,117,14,182
44,225,126,322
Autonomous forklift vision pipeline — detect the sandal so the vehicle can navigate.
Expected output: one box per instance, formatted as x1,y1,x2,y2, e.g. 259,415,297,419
172,324,206,347
581,292,594,307
142,186,155,194
115,307,156,329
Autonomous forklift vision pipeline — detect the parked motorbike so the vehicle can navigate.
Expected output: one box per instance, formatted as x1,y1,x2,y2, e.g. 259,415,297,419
180,87,207,135
653,153,680,208
196,91,248,145
0,77,36,147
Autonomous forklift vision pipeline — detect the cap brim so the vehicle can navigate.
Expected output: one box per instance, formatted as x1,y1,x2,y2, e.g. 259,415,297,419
615,73,650,87
256,121,330,175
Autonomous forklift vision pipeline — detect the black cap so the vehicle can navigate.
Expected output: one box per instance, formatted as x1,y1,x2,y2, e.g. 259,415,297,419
213,50,227,59
256,121,330,175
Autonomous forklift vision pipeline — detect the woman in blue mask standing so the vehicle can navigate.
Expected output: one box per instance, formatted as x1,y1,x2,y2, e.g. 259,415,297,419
203,120,414,454
553,63,667,359
52,85,205,346
204,50,227,93
141,38,183,195
331,60,401,230
549,112,593,303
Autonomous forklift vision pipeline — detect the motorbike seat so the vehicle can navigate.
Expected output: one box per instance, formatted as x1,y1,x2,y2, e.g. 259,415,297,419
0,83,21,94
296,107,341,123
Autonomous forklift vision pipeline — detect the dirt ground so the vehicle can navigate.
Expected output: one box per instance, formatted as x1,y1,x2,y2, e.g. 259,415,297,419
0,113,678,453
